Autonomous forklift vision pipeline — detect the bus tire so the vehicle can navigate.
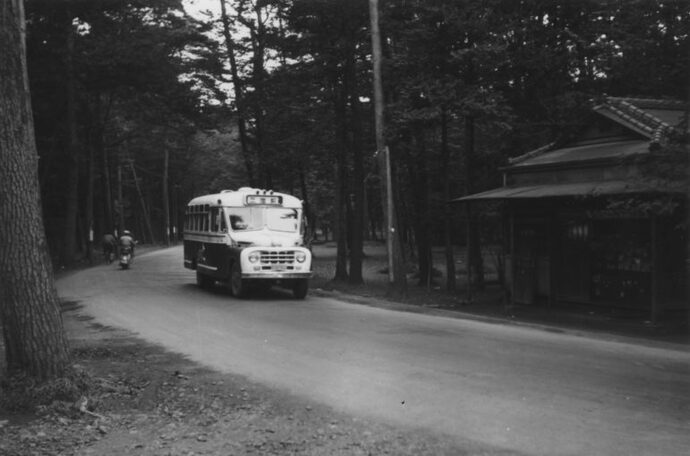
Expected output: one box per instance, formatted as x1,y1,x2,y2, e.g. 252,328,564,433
230,263,247,298
292,279,308,299
196,270,213,289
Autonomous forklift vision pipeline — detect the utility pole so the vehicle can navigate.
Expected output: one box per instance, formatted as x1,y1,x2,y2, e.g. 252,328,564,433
369,0,407,296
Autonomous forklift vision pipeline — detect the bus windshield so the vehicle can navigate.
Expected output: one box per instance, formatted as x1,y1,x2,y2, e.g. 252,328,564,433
227,207,300,233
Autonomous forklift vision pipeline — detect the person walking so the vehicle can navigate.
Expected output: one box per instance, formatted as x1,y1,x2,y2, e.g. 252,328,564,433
102,233,117,263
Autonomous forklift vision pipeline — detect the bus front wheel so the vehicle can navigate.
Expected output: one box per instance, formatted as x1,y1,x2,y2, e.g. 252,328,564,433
292,279,308,299
230,263,247,298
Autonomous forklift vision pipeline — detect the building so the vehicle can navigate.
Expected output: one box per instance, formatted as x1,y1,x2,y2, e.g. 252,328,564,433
456,97,688,322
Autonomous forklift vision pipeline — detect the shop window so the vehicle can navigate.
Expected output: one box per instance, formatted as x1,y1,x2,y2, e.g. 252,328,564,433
590,220,650,308
564,221,589,241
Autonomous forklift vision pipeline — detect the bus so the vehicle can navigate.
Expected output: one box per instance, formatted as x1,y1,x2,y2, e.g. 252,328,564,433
183,187,312,299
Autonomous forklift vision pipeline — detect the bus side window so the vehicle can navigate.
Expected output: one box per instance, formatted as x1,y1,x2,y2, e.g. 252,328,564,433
210,207,219,232
220,209,227,232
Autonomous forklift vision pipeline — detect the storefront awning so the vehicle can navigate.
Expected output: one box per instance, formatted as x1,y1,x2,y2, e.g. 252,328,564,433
453,180,666,202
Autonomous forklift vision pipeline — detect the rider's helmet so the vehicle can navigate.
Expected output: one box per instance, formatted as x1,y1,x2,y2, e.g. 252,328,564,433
123,230,131,236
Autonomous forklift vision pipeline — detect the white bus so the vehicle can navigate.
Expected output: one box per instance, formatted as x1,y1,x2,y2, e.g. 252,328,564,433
183,187,312,298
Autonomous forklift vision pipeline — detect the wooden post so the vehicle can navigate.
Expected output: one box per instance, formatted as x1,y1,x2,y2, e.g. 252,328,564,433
369,0,406,295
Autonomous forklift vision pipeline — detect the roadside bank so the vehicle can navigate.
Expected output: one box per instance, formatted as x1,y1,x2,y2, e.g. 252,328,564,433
308,241,690,350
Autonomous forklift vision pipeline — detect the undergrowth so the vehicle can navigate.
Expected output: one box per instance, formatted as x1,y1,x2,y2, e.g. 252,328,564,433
0,366,92,412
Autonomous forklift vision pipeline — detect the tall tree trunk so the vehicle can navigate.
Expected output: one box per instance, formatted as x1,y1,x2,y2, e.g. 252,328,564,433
95,94,114,235
162,147,170,246
116,161,123,234
85,131,95,263
367,177,380,241
219,0,255,185
389,151,409,295
464,115,485,291
129,161,154,244
412,128,432,287
298,170,313,243
346,41,364,285
333,83,349,282
441,108,456,291
61,11,80,266
0,0,70,379
242,1,269,188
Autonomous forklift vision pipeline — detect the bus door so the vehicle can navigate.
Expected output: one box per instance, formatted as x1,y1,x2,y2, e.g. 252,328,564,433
203,206,229,277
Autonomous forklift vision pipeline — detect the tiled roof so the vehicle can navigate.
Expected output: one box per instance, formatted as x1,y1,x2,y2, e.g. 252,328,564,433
510,140,648,168
453,179,674,202
509,96,687,166
605,97,686,111
593,97,680,138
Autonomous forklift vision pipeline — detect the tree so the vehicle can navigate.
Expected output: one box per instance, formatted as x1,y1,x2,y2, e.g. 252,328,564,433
280,0,372,284
219,0,255,185
0,0,70,379
26,0,222,259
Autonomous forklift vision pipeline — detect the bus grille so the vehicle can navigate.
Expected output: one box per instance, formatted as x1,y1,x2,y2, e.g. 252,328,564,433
259,250,295,264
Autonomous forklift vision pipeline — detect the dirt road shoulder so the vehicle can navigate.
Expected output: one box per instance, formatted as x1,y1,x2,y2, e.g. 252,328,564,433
1,302,511,456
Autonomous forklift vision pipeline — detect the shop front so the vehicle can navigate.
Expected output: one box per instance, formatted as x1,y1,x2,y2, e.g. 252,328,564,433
456,97,688,322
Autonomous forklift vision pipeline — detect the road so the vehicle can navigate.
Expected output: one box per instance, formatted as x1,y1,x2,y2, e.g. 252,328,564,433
57,247,690,456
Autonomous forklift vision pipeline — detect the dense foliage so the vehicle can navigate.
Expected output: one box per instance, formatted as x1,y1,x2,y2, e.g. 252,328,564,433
25,0,688,285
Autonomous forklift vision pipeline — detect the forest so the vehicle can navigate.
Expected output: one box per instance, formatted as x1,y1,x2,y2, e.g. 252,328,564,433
24,0,688,288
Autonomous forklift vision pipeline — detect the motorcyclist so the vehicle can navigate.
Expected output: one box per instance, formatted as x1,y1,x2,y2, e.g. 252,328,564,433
118,230,136,258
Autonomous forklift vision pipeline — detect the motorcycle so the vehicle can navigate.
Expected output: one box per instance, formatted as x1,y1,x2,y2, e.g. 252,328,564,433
119,246,133,269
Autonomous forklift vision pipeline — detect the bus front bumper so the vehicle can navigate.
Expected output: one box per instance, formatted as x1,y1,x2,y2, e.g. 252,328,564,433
241,272,313,279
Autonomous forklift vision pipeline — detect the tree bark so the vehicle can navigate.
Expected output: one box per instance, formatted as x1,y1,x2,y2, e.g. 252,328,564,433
237,1,269,188
333,81,349,282
162,147,170,246
95,94,114,235
464,115,485,291
85,126,95,263
61,10,80,266
252,2,268,187
129,161,154,243
0,0,70,379
298,170,313,243
346,30,364,285
441,108,456,291
412,128,432,287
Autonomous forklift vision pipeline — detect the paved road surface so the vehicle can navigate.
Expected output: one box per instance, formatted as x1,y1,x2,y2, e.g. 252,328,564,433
57,247,690,456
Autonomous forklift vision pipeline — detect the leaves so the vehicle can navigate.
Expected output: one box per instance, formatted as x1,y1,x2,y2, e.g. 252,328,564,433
23,0,689,263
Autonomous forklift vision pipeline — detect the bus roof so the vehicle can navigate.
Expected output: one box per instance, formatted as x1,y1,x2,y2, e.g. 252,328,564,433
187,187,303,208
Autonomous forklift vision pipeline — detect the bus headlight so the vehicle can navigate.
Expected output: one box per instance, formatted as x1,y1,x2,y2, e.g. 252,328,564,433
295,251,307,263
248,252,260,263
